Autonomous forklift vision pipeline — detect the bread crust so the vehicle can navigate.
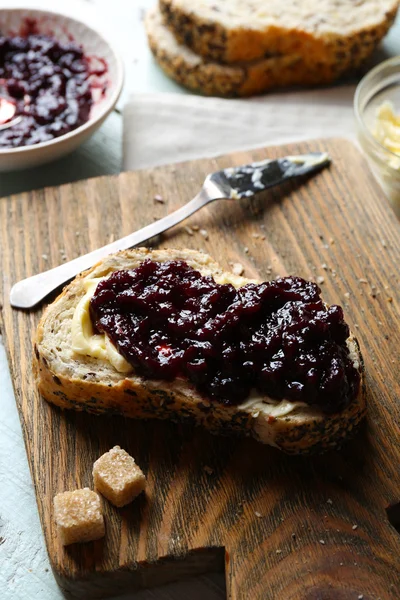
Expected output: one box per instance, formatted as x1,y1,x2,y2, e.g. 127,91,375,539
159,0,399,65
34,248,366,455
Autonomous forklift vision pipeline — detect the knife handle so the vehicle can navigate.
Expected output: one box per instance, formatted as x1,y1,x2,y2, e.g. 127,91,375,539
9,190,211,309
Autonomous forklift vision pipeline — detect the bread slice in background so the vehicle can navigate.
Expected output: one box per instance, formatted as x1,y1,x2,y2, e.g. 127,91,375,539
160,0,399,65
145,7,301,97
146,4,399,97
145,7,361,97
34,248,365,455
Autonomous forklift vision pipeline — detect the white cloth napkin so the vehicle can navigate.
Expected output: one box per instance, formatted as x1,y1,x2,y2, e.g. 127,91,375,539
123,86,357,171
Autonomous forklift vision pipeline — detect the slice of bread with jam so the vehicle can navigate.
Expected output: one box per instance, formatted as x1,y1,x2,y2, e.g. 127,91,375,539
34,248,365,455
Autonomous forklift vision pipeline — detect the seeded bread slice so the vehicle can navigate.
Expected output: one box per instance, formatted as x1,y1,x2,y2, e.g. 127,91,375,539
146,7,301,97
160,0,399,66
146,7,358,97
34,248,365,455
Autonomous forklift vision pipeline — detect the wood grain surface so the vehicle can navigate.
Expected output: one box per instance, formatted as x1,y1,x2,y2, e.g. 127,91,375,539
1,138,399,599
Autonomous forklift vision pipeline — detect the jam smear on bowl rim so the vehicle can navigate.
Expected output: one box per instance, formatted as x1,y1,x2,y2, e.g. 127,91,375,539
89,260,361,414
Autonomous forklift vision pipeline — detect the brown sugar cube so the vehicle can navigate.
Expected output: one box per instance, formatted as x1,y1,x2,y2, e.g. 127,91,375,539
93,446,146,507
54,488,105,546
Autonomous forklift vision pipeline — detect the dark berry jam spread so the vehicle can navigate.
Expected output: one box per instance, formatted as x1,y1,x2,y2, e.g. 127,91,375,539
90,260,360,414
0,34,98,147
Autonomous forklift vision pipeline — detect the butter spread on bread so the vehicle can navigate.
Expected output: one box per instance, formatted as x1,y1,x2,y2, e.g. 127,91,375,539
71,278,133,373
34,248,365,454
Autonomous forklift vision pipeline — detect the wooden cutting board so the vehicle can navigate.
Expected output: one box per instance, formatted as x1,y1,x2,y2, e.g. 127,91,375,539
1,138,399,600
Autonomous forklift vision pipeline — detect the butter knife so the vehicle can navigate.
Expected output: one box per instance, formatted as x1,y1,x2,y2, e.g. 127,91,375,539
10,152,330,309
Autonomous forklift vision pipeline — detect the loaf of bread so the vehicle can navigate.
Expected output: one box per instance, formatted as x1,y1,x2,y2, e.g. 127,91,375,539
159,0,399,66
34,248,365,455
145,7,356,97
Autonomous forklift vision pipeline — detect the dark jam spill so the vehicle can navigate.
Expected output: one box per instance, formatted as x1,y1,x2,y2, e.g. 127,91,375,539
0,34,102,147
90,260,360,414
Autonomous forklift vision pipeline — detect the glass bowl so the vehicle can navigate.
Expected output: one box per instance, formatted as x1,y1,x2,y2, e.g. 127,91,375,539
354,56,400,217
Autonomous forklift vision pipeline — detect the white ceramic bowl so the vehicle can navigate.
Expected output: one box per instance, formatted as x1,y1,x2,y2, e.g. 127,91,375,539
0,8,124,171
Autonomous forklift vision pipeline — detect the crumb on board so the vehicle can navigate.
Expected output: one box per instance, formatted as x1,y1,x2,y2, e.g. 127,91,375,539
243,247,249,254
275,549,282,554
358,278,368,284
191,225,199,231
254,511,263,518
231,262,244,276
317,276,325,284
352,524,358,530
344,292,350,299
154,194,164,203
199,229,209,240
185,226,194,236
319,539,325,545
203,465,214,475
41,254,48,260
327,498,333,505
321,263,328,270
